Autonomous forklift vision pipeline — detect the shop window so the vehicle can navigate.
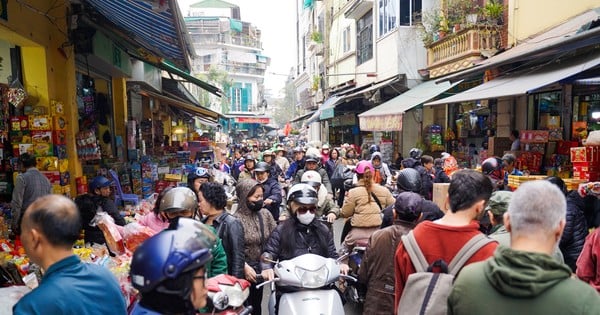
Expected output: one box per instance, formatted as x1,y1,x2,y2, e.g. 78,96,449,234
357,11,373,65
378,0,398,37
573,93,600,142
532,91,562,130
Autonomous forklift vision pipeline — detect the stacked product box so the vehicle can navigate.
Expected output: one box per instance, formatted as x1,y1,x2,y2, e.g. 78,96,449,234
570,146,600,181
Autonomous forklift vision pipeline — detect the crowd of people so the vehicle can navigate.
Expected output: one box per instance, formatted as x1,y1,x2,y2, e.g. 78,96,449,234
7,140,600,315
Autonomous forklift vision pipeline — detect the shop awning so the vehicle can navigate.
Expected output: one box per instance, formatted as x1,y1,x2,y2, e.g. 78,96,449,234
290,111,316,123
158,61,223,97
344,76,404,99
82,0,193,71
319,95,346,120
359,80,462,131
426,52,600,106
141,90,220,121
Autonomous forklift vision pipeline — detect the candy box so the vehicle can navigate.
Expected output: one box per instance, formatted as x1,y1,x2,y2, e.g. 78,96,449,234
32,143,53,157
53,130,67,145
41,171,60,185
520,130,549,143
36,157,58,171
10,116,29,131
29,115,51,130
31,131,52,143
17,144,33,156
53,116,67,131
571,147,589,163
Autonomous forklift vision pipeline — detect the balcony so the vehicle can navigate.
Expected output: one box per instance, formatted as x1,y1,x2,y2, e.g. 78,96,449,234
427,25,502,78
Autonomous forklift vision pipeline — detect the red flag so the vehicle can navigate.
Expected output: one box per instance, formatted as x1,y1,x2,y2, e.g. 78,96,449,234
283,122,292,136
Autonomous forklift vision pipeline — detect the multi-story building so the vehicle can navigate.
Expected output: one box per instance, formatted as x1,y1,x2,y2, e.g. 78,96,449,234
184,0,271,140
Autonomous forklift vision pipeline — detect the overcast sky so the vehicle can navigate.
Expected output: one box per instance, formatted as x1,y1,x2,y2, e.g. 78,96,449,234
177,0,297,97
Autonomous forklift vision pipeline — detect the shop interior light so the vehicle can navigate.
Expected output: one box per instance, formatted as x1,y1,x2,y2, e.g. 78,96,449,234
592,111,600,119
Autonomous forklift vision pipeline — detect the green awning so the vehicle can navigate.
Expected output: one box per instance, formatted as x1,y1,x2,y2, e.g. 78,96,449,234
158,61,223,97
304,0,314,9
230,19,243,32
191,0,239,9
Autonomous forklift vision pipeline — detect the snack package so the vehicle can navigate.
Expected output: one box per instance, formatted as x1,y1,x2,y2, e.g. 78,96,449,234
122,223,155,252
93,212,125,255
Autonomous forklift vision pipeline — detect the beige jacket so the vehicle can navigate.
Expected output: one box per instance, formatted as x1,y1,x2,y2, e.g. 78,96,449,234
341,179,395,227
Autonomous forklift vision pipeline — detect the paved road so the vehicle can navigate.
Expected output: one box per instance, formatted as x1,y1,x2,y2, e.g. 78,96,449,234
260,218,363,315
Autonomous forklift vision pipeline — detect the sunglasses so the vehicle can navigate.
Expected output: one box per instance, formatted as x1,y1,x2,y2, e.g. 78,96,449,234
296,206,317,214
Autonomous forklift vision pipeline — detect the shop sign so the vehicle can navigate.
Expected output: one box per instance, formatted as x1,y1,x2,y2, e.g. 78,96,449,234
358,114,402,131
0,0,7,21
331,114,356,127
234,117,270,124
320,107,334,120
92,32,132,76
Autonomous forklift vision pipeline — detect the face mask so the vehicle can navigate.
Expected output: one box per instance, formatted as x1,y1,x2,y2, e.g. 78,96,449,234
347,153,355,159
247,199,264,212
297,212,315,225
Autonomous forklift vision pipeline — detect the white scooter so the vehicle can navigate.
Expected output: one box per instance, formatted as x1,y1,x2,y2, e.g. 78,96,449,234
257,253,356,315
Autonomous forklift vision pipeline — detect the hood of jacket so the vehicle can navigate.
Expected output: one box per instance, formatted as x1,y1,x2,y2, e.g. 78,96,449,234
484,246,572,298
236,178,260,214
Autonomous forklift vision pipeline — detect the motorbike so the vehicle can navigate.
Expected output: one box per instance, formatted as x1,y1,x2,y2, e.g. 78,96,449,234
199,274,253,315
257,253,356,315
344,240,368,305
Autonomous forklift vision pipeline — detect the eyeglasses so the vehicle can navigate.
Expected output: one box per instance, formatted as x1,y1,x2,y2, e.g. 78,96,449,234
193,275,206,281
296,206,317,214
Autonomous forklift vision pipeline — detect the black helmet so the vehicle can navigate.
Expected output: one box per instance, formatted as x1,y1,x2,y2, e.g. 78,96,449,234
255,162,270,173
287,183,318,205
305,154,320,163
409,148,423,160
481,157,503,176
130,218,213,296
369,144,380,154
397,168,422,193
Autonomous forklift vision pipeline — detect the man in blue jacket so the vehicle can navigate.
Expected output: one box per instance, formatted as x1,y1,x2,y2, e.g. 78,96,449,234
14,195,126,315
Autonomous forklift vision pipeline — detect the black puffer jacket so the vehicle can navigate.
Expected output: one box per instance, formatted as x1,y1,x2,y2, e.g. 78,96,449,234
560,190,589,272
260,176,283,220
204,211,245,279
380,200,443,229
261,217,338,270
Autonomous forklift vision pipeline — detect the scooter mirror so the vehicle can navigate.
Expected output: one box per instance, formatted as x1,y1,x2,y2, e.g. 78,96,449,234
211,291,229,311
261,253,275,264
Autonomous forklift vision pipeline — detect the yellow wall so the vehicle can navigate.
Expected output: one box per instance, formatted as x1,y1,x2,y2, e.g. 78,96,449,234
507,0,599,46
1,1,79,192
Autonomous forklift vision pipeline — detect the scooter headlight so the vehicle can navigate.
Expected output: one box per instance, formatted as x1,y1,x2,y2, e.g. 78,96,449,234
217,283,250,308
295,265,329,288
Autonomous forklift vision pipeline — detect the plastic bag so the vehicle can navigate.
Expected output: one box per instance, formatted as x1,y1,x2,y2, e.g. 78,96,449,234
121,222,155,252
585,130,600,146
330,164,353,188
93,212,125,255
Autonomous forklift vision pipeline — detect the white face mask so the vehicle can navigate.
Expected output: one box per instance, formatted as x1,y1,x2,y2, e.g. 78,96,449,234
297,212,315,225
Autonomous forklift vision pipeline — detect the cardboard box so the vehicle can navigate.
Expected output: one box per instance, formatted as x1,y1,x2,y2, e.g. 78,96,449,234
32,143,53,157
41,171,61,185
571,147,588,162
520,130,549,143
53,130,67,144
488,137,513,157
432,183,450,212
539,114,561,129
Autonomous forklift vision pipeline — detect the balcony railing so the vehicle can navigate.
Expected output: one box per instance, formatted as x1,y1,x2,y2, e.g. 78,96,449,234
427,25,502,78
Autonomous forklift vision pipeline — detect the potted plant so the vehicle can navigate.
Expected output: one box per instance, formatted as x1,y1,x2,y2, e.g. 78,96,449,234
483,0,504,24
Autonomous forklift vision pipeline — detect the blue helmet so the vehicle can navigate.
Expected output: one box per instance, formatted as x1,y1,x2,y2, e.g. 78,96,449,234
130,218,214,295
89,176,111,191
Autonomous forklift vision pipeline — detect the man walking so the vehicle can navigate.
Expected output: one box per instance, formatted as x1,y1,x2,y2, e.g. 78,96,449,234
14,195,127,314
11,153,52,235
394,169,497,313
448,180,600,314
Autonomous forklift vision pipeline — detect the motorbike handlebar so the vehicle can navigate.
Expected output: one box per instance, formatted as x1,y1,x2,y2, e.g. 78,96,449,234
255,278,279,289
341,274,358,282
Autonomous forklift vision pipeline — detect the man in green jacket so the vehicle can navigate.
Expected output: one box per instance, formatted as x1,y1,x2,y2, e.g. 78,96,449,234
448,180,600,315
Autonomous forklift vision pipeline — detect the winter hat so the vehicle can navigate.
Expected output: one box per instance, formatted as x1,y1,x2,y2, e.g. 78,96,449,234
394,192,423,222
485,191,512,216
355,160,374,175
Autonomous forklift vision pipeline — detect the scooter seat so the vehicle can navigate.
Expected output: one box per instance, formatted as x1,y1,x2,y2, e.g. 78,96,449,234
355,239,369,248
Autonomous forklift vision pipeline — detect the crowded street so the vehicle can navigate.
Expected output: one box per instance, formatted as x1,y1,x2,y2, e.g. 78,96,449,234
1,0,600,314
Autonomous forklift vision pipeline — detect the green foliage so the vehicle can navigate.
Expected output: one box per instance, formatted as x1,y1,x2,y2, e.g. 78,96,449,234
311,31,323,43
483,0,504,21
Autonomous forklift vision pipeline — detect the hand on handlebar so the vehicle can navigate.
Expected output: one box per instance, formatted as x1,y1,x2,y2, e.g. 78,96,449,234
326,213,337,223
261,268,275,281
340,263,350,275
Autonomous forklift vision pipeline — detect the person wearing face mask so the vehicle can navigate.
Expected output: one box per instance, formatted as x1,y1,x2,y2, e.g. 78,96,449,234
254,162,283,221
158,187,228,278
280,170,339,223
261,183,349,283
233,179,277,315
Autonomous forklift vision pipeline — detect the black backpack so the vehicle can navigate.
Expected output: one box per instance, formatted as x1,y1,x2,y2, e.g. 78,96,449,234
74,194,104,228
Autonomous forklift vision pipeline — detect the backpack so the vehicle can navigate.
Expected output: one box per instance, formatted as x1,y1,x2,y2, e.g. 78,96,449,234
397,231,494,315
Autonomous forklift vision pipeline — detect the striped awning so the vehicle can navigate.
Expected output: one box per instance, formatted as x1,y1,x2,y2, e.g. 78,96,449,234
83,0,192,71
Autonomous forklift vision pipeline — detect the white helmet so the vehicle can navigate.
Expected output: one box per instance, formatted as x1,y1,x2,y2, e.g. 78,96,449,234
287,183,318,205
301,170,322,187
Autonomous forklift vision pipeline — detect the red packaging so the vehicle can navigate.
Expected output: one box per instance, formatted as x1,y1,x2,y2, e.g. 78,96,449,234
520,130,549,143
53,130,67,144
557,141,579,155
571,147,589,163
